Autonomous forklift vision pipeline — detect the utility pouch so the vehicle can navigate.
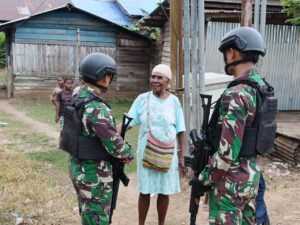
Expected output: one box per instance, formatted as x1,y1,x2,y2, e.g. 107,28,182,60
59,97,112,160
59,105,79,156
256,96,277,154
207,77,278,157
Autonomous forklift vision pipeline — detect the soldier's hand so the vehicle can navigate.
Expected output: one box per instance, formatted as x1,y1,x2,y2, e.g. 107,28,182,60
121,156,134,164
189,177,211,194
123,142,134,163
116,123,122,134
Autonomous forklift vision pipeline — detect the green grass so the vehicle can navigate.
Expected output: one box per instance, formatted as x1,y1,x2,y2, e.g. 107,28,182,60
10,99,57,126
0,111,24,129
12,132,53,147
9,98,139,173
26,150,69,173
10,98,134,126
107,99,133,122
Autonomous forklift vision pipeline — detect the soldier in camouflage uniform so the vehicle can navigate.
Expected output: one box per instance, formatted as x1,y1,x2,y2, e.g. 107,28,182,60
69,53,134,225
195,27,268,224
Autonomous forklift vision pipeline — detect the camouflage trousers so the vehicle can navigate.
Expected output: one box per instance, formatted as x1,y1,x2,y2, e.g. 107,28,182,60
69,157,113,225
208,158,261,225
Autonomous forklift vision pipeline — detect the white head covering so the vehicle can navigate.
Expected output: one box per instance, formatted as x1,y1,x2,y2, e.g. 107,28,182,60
151,64,172,80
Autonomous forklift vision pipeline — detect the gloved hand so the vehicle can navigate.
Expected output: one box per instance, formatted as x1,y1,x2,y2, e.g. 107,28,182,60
189,176,211,194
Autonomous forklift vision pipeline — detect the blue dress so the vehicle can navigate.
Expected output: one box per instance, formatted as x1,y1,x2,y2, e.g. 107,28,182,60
128,91,186,195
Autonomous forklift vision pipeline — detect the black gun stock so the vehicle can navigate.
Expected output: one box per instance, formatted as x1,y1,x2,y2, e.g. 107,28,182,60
109,113,133,224
185,94,212,225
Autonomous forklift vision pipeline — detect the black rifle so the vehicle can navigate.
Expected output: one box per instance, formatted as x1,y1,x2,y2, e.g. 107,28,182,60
185,94,212,225
109,113,133,224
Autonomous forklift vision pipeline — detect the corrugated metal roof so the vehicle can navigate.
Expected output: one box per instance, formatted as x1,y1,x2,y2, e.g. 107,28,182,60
0,0,69,21
72,0,131,26
0,2,150,40
0,0,132,27
117,0,160,16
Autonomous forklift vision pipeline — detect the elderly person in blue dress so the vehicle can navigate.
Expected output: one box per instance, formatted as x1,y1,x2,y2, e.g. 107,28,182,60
126,64,187,225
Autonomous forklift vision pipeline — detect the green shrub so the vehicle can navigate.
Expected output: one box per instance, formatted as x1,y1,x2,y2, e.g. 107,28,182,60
0,32,5,68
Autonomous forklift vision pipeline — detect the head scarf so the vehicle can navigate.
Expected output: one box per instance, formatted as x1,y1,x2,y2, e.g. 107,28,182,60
151,64,172,80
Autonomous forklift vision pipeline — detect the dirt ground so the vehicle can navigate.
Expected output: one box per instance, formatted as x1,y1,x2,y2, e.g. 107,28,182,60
1,99,300,225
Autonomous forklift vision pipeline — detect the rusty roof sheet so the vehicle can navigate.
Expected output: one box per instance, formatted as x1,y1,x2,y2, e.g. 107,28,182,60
0,0,70,22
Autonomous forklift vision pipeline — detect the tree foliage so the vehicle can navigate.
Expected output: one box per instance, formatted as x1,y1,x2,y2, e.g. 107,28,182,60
128,22,161,40
0,32,5,68
281,0,300,25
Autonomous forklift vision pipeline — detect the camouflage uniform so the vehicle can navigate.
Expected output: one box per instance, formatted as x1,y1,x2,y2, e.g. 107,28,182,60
200,69,264,225
69,85,133,225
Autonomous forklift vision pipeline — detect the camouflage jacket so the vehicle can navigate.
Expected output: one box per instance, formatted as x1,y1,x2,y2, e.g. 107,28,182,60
200,69,264,186
75,85,133,161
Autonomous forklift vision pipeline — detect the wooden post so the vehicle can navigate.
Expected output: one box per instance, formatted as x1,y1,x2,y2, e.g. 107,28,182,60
241,0,253,27
74,28,80,86
170,0,183,91
6,31,13,98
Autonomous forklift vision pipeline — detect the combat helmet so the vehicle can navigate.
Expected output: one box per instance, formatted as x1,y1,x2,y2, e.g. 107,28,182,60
219,27,266,56
79,53,117,82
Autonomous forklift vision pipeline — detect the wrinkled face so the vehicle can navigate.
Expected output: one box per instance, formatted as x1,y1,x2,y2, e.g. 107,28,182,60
57,77,64,87
64,80,73,91
150,74,169,94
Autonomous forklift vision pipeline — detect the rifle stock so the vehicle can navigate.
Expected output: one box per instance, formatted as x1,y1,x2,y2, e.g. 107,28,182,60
185,94,212,225
109,113,133,224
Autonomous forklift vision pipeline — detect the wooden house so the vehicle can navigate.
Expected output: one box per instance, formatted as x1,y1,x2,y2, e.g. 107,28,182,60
142,0,170,66
0,2,153,99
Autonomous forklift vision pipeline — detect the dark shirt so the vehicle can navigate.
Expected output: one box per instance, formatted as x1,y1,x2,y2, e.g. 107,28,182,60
56,89,73,116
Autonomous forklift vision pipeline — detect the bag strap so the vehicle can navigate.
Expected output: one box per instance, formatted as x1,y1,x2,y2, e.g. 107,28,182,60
147,92,151,133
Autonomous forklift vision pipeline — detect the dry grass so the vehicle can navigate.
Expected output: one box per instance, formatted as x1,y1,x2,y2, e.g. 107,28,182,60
0,150,80,225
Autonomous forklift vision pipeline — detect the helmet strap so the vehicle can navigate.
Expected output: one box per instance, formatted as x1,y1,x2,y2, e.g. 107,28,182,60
94,83,108,93
223,53,254,75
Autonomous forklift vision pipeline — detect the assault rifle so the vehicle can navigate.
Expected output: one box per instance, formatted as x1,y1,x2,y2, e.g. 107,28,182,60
185,94,212,225
109,113,133,224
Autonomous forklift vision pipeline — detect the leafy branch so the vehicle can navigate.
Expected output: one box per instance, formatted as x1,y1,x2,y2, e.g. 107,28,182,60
281,0,300,25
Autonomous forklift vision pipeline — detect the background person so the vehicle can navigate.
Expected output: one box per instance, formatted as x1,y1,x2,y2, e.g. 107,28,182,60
55,77,73,130
50,76,64,106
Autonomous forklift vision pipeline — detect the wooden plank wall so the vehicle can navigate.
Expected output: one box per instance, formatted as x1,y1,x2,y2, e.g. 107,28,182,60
9,9,152,99
12,42,116,97
115,32,151,98
161,20,170,66
15,10,116,47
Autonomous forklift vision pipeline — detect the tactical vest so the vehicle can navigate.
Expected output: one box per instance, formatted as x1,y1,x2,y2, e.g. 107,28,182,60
59,97,112,161
208,77,277,157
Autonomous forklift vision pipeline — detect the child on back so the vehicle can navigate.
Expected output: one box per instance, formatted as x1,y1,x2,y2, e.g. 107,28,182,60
50,76,65,106
55,77,73,130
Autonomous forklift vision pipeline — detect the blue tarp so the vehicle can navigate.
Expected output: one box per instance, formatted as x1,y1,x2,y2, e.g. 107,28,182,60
117,0,160,16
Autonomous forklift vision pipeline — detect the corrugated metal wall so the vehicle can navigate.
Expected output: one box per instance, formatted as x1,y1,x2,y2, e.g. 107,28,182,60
205,22,300,110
